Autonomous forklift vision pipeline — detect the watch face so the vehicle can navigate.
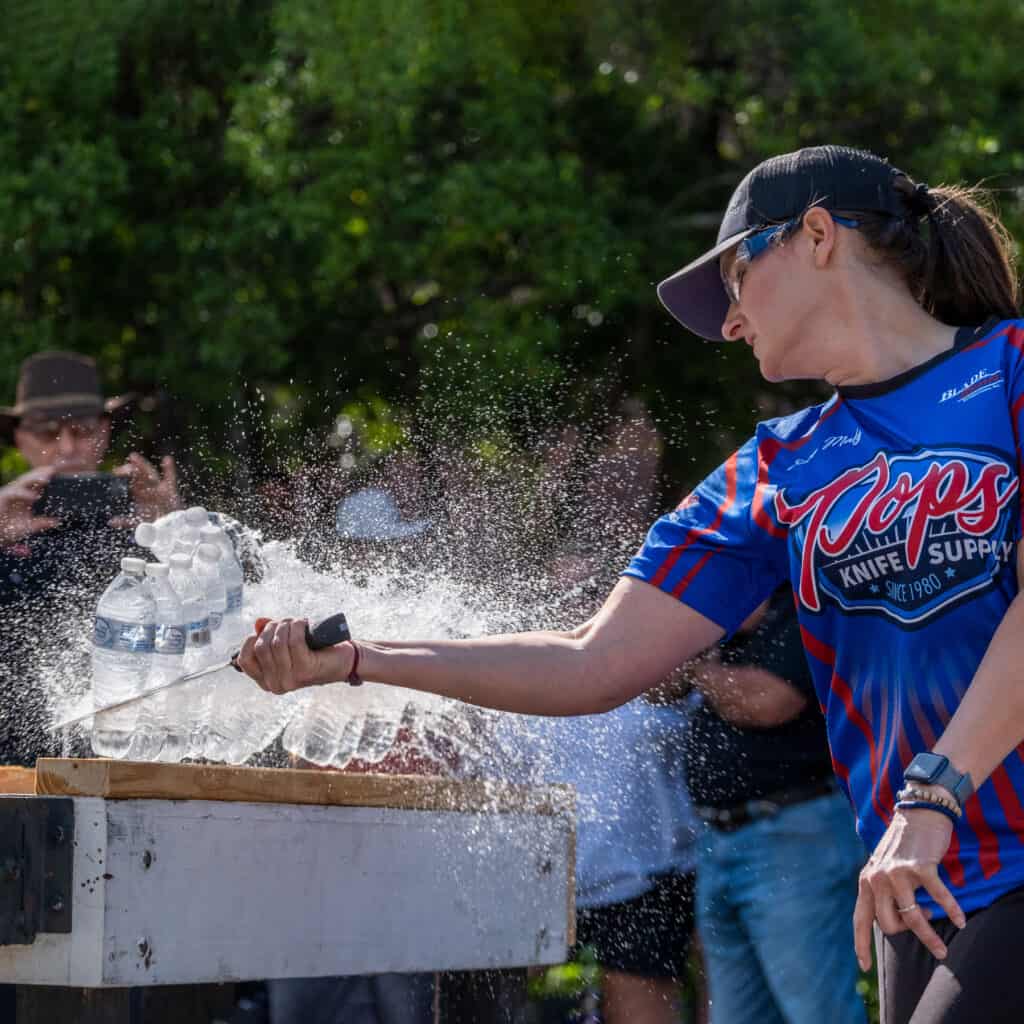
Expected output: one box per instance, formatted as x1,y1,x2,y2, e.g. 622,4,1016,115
907,752,947,783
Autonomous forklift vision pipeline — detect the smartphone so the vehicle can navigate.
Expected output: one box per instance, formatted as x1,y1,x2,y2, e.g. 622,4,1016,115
34,473,131,523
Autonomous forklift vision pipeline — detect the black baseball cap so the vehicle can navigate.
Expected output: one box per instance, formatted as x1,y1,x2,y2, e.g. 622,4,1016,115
658,145,918,341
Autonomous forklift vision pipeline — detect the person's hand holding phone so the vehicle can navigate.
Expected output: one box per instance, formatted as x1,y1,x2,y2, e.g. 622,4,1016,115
0,466,60,545
111,453,181,526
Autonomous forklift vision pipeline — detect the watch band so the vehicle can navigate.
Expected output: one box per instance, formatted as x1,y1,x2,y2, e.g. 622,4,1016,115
903,752,974,808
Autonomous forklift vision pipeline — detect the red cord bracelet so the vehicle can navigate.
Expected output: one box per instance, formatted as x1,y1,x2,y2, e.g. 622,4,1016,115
346,640,363,686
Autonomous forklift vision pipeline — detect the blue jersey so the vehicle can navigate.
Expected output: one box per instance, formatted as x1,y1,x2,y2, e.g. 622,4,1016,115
625,318,1024,915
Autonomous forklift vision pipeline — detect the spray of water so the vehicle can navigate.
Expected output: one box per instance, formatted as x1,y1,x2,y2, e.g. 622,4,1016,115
7,355,671,784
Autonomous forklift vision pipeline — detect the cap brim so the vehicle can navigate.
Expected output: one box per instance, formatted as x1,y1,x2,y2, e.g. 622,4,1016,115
656,227,754,341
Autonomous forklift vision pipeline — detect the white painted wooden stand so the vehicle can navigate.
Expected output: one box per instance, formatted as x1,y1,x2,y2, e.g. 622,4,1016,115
0,762,575,1023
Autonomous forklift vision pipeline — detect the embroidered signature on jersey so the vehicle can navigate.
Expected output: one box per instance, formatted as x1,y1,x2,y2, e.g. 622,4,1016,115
774,448,1018,623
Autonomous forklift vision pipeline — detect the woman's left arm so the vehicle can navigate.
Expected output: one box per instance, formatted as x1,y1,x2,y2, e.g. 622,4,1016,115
853,546,1024,970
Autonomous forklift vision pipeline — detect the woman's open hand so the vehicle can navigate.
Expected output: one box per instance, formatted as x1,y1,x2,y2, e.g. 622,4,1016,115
853,804,965,969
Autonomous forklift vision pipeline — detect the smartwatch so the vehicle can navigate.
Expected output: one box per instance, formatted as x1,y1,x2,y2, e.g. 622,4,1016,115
904,752,974,808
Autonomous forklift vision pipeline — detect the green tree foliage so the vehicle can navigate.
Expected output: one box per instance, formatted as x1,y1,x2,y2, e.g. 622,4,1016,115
1,0,1023,495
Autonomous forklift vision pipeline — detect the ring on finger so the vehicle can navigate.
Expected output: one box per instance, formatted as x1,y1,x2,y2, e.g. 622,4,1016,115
896,903,918,914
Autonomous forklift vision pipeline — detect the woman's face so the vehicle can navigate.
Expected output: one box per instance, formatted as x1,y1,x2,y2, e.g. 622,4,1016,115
719,213,836,383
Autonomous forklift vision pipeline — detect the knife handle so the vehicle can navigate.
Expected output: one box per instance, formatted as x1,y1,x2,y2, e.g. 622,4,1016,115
232,613,352,670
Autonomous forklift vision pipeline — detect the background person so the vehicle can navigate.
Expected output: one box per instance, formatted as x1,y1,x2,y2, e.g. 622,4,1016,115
495,525,699,1024
683,585,865,1024
240,145,1024,1024
0,350,180,764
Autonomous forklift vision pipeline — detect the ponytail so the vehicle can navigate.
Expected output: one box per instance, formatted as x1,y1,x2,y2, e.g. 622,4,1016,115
856,178,1019,325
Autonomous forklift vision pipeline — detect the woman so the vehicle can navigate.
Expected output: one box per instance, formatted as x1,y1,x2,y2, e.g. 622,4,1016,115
239,146,1024,1024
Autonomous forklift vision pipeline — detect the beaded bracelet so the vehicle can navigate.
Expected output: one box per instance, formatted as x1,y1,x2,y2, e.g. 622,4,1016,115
895,800,960,826
896,784,962,817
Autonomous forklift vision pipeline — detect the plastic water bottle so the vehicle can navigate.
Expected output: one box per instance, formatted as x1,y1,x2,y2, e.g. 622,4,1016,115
183,505,209,529
191,544,235,759
171,526,201,559
194,543,227,653
134,521,158,558
354,711,401,764
91,557,156,758
135,562,189,762
200,525,244,648
282,689,363,767
168,553,216,758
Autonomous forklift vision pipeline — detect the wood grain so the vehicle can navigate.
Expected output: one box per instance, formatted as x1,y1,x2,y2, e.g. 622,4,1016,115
34,758,574,817
0,767,36,794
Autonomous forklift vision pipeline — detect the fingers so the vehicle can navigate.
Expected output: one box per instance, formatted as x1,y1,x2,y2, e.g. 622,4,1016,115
236,618,311,695
891,899,947,961
859,863,961,964
853,875,876,971
160,455,178,491
128,452,162,483
236,631,264,689
920,869,966,930
24,516,61,536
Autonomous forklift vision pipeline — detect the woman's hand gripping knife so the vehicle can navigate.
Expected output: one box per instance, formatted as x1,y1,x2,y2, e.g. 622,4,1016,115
238,613,356,695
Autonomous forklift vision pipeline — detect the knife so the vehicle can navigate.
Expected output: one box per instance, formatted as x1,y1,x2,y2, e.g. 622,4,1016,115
51,612,351,731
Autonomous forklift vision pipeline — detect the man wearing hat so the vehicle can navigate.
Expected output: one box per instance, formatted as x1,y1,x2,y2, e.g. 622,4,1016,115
0,351,181,765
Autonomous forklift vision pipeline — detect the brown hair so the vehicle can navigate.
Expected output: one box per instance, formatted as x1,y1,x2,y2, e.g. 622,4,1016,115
853,177,1019,325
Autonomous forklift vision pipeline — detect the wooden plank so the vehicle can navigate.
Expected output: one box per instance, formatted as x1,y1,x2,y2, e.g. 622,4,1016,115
0,767,36,794
35,759,574,817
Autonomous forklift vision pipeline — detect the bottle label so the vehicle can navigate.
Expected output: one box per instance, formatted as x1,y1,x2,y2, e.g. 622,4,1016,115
227,585,243,612
155,623,187,656
187,618,211,647
209,610,224,632
93,616,156,654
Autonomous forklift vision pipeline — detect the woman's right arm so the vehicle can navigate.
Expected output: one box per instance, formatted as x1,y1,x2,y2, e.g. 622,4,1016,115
237,576,725,717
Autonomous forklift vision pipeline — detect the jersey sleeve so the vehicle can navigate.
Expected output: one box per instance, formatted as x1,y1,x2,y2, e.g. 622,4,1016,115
623,434,788,637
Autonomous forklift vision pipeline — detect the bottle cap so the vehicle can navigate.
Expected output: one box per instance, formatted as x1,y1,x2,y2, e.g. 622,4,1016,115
134,522,157,548
144,562,170,577
184,507,209,527
121,557,148,575
168,553,192,570
196,543,221,563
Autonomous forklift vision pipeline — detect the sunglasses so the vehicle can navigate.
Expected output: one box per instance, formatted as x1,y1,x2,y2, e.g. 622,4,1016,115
20,415,104,443
721,213,861,306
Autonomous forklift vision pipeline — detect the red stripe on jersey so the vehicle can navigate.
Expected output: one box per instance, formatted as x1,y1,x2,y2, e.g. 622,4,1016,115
803,626,891,827
1002,323,1024,355
829,671,892,825
963,794,1001,879
650,452,738,588
963,321,1012,354
671,550,715,599
799,624,835,667
1011,392,1024,531
943,831,966,889
990,765,1024,843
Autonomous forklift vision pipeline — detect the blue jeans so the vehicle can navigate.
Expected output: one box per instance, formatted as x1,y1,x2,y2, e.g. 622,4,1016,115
697,789,867,1024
